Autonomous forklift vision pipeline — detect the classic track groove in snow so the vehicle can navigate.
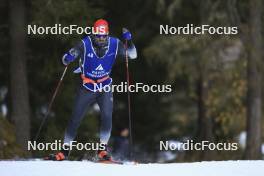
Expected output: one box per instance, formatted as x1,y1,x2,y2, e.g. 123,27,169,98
0,160,263,176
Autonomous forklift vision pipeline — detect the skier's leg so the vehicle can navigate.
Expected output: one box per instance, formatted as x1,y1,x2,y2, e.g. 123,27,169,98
96,91,113,144
46,87,96,161
96,91,113,161
64,86,96,144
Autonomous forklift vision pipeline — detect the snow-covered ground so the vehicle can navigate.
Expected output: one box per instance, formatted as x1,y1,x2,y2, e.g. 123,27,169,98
0,160,263,176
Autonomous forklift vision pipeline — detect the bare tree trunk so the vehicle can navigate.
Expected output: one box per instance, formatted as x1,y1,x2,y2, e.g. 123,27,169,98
245,0,262,159
197,74,213,141
196,0,214,160
196,69,214,160
9,0,31,151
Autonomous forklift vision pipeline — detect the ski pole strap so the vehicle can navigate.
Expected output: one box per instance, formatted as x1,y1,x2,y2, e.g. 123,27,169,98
81,74,109,84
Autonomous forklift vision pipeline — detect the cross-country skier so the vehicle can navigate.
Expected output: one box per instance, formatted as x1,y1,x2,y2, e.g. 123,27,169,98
47,19,137,161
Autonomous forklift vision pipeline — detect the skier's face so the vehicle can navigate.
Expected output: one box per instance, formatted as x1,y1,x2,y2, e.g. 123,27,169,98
94,34,108,46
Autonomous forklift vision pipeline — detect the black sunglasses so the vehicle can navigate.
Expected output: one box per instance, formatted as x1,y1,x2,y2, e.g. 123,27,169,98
94,34,108,38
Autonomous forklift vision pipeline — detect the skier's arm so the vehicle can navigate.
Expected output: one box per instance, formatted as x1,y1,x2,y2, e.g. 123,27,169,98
117,28,137,59
62,41,84,65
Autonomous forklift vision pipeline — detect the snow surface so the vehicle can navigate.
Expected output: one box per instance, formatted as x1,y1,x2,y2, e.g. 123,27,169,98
0,160,264,176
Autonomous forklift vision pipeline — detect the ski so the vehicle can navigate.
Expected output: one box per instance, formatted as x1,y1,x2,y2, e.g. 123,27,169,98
4,158,139,165
97,160,124,165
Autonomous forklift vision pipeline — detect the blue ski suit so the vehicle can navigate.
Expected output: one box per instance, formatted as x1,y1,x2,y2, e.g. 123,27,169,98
63,35,137,144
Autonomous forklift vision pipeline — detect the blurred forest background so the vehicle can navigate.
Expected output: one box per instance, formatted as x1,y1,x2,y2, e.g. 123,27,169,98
0,0,264,162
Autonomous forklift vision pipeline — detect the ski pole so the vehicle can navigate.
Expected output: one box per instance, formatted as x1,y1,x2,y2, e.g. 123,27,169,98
34,66,68,141
124,40,133,160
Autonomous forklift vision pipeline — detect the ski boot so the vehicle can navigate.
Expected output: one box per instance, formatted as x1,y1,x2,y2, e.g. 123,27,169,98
45,149,69,161
98,150,112,161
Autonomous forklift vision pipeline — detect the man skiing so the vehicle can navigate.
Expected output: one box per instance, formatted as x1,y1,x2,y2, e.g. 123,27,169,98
47,19,137,161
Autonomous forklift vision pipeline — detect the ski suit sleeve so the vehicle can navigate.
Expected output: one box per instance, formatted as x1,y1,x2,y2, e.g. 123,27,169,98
117,39,137,60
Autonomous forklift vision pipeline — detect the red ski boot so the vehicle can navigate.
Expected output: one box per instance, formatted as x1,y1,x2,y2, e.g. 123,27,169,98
97,149,123,164
44,149,69,161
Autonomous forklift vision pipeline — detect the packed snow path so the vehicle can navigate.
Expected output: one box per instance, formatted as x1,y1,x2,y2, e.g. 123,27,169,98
0,160,263,176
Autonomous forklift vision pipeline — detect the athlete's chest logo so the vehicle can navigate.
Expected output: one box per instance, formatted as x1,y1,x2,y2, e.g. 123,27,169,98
95,64,104,71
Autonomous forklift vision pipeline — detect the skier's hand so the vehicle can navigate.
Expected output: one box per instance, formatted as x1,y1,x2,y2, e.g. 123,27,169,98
122,28,132,40
62,49,76,66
